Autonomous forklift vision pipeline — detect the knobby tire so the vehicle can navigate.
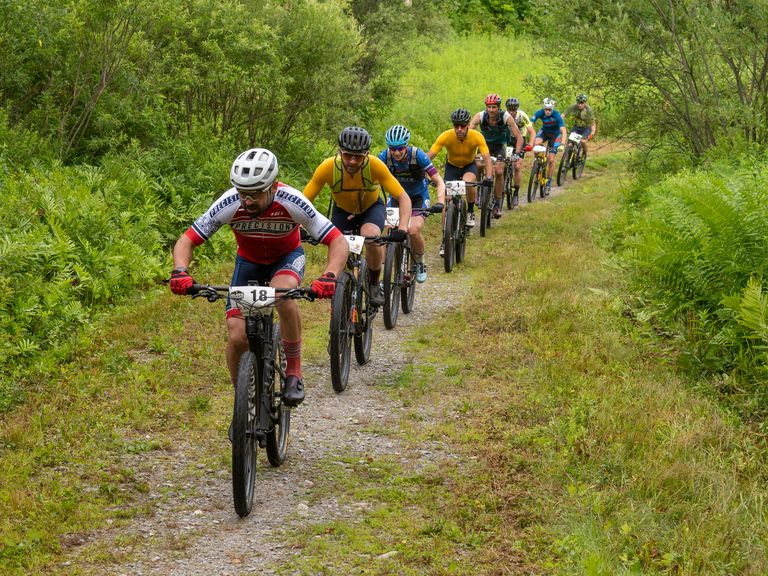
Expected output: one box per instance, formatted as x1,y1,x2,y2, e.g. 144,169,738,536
329,272,352,392
232,350,258,517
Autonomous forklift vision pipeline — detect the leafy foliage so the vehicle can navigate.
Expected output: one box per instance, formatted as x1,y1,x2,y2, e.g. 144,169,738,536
621,157,768,404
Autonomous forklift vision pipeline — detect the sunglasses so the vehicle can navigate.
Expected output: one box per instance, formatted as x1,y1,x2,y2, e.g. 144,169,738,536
340,150,368,159
453,123,468,129
389,145,407,152
237,189,270,201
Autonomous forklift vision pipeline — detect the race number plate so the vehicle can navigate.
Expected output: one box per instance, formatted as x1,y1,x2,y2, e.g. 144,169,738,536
445,180,467,197
568,132,583,144
532,145,547,154
229,285,276,315
385,207,400,227
345,234,365,254
505,146,515,160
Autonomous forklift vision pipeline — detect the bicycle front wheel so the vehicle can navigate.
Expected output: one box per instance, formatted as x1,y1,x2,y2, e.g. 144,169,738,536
382,242,401,330
527,160,540,204
443,202,456,273
573,145,587,179
265,325,290,467
480,185,491,237
329,272,353,392
401,245,416,314
354,260,373,365
232,351,258,517
557,146,571,186
505,166,514,210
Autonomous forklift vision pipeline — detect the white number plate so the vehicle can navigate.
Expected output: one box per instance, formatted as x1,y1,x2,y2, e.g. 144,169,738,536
445,180,467,197
532,145,547,154
385,207,400,227
568,132,583,143
345,234,365,254
229,286,276,315
505,146,515,160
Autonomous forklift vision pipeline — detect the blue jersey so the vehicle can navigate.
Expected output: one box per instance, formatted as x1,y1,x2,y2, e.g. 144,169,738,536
377,146,436,201
531,109,565,135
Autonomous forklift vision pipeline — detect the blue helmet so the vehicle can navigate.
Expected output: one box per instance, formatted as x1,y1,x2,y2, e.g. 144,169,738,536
385,125,410,147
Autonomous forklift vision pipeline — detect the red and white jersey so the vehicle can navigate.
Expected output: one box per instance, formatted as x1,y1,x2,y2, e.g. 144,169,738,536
184,183,340,264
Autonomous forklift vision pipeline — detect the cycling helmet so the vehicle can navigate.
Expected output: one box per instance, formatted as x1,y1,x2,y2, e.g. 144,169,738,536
576,93,588,103
338,126,371,153
505,97,520,110
485,93,502,106
385,125,411,147
542,98,555,110
451,108,471,124
230,148,278,191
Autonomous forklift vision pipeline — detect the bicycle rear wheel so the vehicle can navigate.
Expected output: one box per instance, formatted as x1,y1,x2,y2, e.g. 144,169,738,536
504,165,514,210
382,242,401,330
573,145,587,179
354,260,373,365
557,146,572,186
527,159,540,203
232,351,258,517
443,202,456,273
265,325,290,467
455,198,467,264
401,245,416,314
329,272,352,392
480,185,491,237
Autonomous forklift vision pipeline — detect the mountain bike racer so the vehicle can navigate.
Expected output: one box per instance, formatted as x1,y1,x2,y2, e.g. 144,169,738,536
378,124,445,283
504,97,537,207
427,108,492,238
563,93,596,155
170,148,350,408
303,126,411,307
530,98,567,194
469,93,522,218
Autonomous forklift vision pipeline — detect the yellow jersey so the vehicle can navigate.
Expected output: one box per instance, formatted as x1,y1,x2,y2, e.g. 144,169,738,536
428,129,489,167
303,155,406,214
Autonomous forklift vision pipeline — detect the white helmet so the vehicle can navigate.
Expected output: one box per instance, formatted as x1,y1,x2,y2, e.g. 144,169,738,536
542,98,555,110
230,148,278,191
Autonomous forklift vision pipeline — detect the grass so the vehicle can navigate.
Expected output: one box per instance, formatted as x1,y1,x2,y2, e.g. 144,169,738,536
277,155,768,574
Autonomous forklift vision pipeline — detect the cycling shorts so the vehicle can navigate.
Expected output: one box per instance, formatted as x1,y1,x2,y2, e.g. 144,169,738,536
487,142,505,158
536,129,562,148
570,125,593,139
443,161,478,182
226,248,305,318
331,197,386,234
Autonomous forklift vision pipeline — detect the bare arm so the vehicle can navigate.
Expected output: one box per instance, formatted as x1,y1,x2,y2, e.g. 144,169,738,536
396,192,412,233
482,153,493,179
172,234,195,269
507,116,523,153
430,172,446,204
324,234,349,278
469,112,482,131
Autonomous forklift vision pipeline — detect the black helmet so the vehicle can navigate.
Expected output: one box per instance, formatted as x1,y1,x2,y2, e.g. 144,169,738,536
505,97,520,110
576,93,588,103
338,126,371,153
451,108,471,124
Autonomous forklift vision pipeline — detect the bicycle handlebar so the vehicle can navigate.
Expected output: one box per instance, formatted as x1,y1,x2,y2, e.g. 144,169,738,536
188,283,318,302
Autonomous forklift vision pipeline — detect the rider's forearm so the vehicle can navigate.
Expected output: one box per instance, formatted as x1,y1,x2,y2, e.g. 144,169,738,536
397,194,412,231
172,234,195,269
483,154,493,178
431,174,446,203
324,235,349,278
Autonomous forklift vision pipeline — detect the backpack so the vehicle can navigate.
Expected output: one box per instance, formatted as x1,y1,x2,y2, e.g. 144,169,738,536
384,146,426,183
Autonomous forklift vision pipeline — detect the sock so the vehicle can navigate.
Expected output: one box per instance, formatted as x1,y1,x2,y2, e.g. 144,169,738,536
546,177,552,187
368,267,381,285
514,186,519,194
282,339,302,378
414,252,424,263
468,202,475,213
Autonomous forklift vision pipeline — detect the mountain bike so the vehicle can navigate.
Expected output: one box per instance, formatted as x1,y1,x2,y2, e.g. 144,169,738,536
381,205,443,329
188,282,315,518
527,144,558,203
503,146,522,210
442,180,491,273
557,131,586,186
328,231,404,392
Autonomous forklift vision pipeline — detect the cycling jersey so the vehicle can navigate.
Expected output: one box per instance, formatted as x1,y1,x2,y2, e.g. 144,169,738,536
506,110,532,145
478,110,511,145
428,129,490,167
564,104,595,128
185,183,340,265
377,146,437,201
303,155,406,214
530,108,565,135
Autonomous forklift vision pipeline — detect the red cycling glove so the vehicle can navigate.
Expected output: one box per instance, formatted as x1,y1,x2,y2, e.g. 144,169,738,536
170,268,194,295
311,273,337,299
524,144,532,152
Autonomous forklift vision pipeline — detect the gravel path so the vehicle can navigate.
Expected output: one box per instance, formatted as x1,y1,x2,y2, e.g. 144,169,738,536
60,181,568,575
